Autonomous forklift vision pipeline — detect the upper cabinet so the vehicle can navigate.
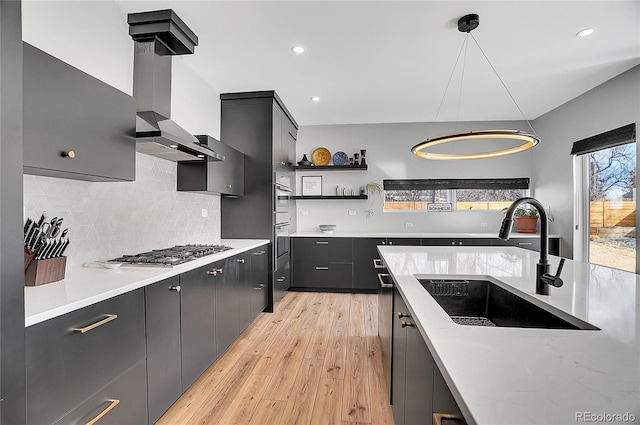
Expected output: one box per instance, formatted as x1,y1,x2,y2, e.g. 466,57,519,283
23,43,136,182
177,135,245,196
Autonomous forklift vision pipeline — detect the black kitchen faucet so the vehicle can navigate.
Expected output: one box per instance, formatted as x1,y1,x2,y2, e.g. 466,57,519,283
499,197,565,295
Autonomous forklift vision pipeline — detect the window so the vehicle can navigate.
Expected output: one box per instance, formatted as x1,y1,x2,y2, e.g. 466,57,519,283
572,123,637,273
383,178,529,211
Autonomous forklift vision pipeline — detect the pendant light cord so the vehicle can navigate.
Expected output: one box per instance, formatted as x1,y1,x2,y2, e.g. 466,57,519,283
434,35,468,122
469,32,538,136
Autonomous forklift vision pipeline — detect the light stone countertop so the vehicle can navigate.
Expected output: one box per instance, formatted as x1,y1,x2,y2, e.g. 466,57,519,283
292,231,560,238
378,245,639,425
24,239,269,327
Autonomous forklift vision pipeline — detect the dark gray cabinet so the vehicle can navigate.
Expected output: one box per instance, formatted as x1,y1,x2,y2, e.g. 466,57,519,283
220,91,299,312
177,135,245,196
391,287,434,425
52,361,148,425
23,43,135,182
433,366,468,425
353,238,421,291
145,276,182,423
250,247,269,318
274,262,290,303
216,256,240,357
291,237,353,290
26,289,145,425
237,253,252,333
180,263,218,391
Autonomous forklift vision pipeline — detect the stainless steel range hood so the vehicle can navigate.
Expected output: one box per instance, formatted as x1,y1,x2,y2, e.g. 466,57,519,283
128,10,224,162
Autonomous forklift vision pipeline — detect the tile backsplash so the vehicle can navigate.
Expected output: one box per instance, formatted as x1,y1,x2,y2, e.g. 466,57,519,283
23,153,221,267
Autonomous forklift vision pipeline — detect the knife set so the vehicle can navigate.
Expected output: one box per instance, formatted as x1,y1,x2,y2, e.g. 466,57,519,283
23,211,70,286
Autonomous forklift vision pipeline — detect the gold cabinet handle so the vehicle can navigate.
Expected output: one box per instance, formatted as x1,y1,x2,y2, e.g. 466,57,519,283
72,314,117,334
315,266,329,270
401,320,414,328
378,273,393,288
315,241,329,245
433,412,463,425
373,258,385,269
253,284,265,290
169,285,181,292
225,184,232,189
397,311,410,319
86,399,120,425
237,258,245,264
207,268,223,276
61,150,76,159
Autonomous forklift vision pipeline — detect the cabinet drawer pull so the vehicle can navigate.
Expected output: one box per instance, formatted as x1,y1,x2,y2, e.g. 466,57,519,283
61,150,76,159
433,412,463,425
253,284,265,290
516,242,533,246
401,320,414,328
72,314,117,334
315,266,329,270
169,285,181,292
373,258,385,269
237,258,246,264
86,399,120,425
253,250,266,255
207,268,223,276
276,277,285,282
378,273,393,288
397,311,410,319
315,241,329,245
225,183,232,189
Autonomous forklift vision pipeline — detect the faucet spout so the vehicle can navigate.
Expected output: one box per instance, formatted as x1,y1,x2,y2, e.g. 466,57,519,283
499,197,555,295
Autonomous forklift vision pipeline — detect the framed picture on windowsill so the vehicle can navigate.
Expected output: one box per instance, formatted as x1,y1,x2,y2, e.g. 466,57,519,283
302,176,322,196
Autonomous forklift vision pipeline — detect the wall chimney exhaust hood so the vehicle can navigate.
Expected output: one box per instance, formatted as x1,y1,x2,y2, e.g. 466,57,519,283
128,9,224,162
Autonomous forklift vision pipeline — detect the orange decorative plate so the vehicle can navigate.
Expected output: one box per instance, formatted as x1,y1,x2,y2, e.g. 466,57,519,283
312,147,331,166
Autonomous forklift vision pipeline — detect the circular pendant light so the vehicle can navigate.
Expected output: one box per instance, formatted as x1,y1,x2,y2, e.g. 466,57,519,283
413,14,541,160
412,130,540,160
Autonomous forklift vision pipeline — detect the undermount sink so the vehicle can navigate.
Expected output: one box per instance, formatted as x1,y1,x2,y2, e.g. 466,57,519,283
419,279,600,330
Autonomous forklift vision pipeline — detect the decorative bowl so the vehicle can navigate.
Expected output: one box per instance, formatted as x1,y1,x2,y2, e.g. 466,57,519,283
319,224,337,234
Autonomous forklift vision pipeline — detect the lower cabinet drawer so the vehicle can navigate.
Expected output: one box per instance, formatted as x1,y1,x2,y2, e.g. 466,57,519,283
53,360,148,425
292,262,353,289
26,289,145,425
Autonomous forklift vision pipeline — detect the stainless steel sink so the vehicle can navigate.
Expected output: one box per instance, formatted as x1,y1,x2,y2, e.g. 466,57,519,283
419,279,600,330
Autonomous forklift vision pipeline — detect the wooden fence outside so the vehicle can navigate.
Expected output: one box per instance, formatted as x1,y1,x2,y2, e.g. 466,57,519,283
590,200,636,235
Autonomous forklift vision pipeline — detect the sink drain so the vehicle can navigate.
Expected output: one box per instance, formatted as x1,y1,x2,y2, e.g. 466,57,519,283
451,316,496,327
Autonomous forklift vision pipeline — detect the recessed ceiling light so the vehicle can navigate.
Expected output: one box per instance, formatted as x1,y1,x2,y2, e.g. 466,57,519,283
291,46,305,54
576,28,596,37
311,96,320,102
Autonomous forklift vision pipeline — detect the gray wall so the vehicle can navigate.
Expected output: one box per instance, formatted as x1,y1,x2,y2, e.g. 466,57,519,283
532,65,640,258
295,120,535,234
1,1,26,422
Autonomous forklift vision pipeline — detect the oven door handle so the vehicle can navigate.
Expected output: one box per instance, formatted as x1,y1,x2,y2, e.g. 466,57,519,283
275,222,291,229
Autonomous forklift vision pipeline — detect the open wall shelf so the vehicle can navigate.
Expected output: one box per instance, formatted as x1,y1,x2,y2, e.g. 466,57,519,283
294,164,367,171
293,195,368,200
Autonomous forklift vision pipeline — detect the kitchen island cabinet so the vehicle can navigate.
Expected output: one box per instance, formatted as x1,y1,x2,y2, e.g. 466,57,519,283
145,276,182,423
26,289,146,425
379,245,639,425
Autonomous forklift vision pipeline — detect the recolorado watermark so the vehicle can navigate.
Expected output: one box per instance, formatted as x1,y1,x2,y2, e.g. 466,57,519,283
575,411,636,423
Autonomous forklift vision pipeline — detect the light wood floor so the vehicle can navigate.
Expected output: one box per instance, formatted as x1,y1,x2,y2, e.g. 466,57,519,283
158,291,395,425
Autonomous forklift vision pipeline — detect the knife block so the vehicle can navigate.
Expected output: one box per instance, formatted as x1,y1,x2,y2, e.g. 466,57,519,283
24,251,66,286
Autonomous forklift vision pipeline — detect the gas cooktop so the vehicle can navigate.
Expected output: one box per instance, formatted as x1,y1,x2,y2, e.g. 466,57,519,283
111,244,234,267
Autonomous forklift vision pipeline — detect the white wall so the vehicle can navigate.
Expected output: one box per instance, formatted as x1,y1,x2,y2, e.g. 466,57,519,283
295,121,535,233
532,65,640,258
21,1,224,266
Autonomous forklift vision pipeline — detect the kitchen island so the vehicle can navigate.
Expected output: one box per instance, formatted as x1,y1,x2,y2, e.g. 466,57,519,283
379,245,639,425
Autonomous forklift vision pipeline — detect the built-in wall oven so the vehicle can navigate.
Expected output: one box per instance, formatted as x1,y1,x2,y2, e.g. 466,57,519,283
274,181,292,271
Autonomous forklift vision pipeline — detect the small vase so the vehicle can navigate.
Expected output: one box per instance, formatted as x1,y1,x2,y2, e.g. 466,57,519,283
360,149,367,166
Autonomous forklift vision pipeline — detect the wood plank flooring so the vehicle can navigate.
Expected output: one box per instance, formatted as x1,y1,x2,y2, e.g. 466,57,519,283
158,291,395,425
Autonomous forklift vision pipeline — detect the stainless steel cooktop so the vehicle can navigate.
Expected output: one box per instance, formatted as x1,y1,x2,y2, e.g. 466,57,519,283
111,244,233,267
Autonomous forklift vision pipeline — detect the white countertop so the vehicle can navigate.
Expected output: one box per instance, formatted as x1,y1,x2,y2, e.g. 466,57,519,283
379,245,639,425
292,231,559,238
24,239,269,327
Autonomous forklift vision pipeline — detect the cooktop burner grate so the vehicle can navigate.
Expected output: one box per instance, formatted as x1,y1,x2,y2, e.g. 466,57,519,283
111,244,233,267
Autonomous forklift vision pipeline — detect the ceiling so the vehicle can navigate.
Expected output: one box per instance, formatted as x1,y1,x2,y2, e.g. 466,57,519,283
114,1,640,126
